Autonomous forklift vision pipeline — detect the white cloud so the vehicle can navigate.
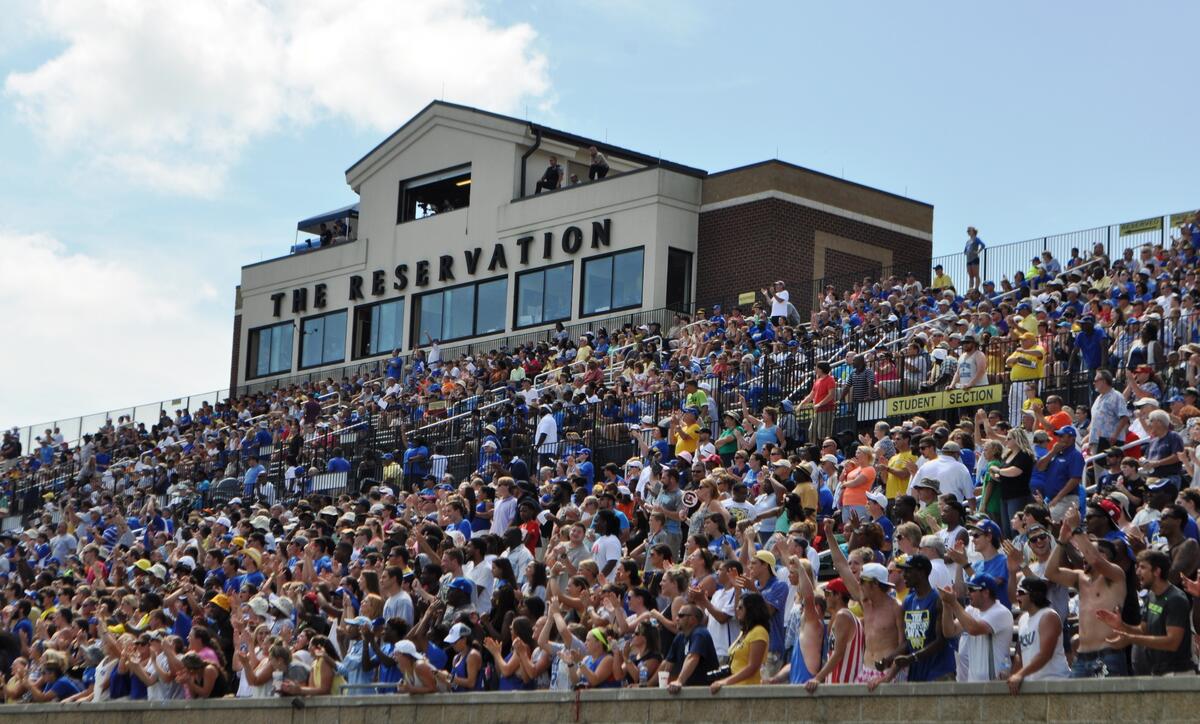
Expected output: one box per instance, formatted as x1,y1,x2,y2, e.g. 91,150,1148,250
0,229,229,428
4,0,550,196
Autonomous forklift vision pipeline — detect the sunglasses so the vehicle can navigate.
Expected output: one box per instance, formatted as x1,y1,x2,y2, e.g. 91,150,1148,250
1029,534,1050,544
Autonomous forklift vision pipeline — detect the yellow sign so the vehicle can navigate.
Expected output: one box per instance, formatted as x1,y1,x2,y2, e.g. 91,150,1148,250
738,291,757,306
1119,216,1163,237
1170,209,1198,228
880,383,1003,418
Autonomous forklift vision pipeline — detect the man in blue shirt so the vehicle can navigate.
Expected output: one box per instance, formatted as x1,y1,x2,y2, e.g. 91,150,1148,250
327,447,352,474
745,549,789,670
1070,316,1108,373
386,350,405,381
1036,426,1085,521
243,456,266,499
574,448,596,491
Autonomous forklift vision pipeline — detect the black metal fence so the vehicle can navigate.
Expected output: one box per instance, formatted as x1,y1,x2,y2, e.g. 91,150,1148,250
808,210,1189,313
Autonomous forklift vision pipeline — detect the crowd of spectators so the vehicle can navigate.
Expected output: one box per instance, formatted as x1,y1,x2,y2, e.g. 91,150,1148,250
1,220,1200,703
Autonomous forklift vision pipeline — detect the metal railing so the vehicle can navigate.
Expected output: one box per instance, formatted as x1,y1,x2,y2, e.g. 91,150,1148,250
808,208,1193,312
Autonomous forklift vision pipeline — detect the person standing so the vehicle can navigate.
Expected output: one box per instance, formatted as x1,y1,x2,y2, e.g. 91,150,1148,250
800,362,837,443
964,226,986,291
938,574,1013,682
1089,370,1130,455
876,555,955,686
762,281,790,326
950,335,989,389
802,578,864,692
534,405,559,467
1045,512,1130,677
1099,550,1193,676
1007,576,1070,693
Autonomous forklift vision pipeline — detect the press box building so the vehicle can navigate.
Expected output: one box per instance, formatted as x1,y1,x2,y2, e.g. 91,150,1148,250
232,102,934,391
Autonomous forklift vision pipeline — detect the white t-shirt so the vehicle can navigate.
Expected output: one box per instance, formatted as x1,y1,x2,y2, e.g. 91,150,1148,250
707,586,740,658
490,496,518,535
956,602,1014,682
590,534,622,575
770,289,790,318
535,414,559,453
465,556,495,616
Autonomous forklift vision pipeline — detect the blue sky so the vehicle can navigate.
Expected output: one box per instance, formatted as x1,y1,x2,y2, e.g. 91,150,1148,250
1,0,1196,426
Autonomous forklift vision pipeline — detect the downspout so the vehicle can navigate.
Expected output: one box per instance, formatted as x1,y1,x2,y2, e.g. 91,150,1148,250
519,125,542,198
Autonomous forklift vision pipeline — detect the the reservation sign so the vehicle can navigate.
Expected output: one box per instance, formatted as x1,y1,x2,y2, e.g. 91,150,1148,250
856,384,1003,422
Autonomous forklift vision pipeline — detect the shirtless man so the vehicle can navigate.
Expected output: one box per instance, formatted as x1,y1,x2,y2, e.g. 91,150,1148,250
1045,505,1129,677
824,519,906,685
766,556,825,685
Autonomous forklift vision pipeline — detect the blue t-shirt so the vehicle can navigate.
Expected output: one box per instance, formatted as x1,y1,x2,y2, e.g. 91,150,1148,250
976,554,1010,608
1041,447,1085,501
758,575,790,655
576,461,595,490
46,676,82,701
902,589,956,682
447,519,473,541
327,457,351,474
1073,328,1107,370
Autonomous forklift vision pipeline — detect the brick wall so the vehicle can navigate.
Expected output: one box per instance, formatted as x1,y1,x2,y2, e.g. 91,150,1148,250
697,197,932,317
229,313,241,394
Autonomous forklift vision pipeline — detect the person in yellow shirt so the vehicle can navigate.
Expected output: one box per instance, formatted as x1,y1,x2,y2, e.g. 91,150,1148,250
931,264,955,292
710,592,771,691
1005,332,1045,426
671,408,701,458
576,336,593,364
883,429,917,500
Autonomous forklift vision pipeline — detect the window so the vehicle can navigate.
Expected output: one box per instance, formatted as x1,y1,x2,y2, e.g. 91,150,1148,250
353,298,405,359
413,277,509,344
666,247,693,311
300,310,347,369
247,322,294,379
515,262,573,328
397,165,471,222
581,248,644,316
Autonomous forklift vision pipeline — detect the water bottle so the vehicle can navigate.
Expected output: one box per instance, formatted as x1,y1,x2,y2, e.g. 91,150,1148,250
639,664,649,686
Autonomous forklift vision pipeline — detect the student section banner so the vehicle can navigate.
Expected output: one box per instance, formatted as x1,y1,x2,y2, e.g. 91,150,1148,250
855,384,1003,422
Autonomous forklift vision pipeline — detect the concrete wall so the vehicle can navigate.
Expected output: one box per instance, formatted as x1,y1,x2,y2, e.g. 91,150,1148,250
5,678,1198,724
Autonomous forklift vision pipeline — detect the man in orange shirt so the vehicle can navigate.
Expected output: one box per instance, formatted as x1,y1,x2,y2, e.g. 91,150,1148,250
1032,395,1072,445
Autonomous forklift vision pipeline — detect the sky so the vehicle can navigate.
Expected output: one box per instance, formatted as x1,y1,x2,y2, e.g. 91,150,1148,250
1,0,1197,428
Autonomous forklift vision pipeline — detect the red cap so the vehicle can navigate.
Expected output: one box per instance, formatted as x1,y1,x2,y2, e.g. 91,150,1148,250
1098,499,1121,523
824,577,850,597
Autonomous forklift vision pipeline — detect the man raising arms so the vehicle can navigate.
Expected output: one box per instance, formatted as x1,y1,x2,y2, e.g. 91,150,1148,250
824,519,905,686
1044,506,1129,677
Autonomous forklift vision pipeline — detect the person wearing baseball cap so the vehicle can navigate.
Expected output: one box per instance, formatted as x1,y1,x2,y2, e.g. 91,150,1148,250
803,577,864,692
822,518,903,688
883,554,955,683
964,519,1010,607
938,573,1013,681
440,622,483,691
1041,423,1086,522
394,638,439,694
742,547,789,673
864,490,895,543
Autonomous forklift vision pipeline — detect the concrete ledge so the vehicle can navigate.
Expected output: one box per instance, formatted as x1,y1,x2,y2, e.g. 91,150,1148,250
3,676,1199,723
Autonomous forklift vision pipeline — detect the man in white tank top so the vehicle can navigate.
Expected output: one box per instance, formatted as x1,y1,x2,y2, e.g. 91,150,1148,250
1008,576,1070,693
